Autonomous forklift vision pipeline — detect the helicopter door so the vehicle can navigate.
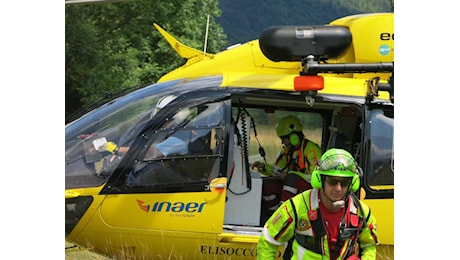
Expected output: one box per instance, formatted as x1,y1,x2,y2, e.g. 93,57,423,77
97,100,230,252
361,107,394,246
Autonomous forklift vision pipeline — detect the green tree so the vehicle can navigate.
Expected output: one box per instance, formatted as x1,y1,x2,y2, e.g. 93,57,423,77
65,0,227,121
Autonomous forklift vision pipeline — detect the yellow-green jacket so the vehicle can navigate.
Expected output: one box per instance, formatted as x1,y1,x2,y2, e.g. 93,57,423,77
257,189,378,260
259,139,322,181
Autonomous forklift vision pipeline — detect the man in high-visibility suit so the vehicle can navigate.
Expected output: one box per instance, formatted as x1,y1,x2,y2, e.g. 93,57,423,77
252,115,322,211
257,148,379,260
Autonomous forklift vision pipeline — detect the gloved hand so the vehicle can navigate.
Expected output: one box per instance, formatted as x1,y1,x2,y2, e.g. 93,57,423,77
251,161,265,171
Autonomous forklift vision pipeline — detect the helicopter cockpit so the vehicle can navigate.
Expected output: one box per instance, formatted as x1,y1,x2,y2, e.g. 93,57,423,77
65,77,226,189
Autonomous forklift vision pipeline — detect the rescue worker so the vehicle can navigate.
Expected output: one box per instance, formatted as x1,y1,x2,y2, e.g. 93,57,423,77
257,148,379,260
252,115,322,211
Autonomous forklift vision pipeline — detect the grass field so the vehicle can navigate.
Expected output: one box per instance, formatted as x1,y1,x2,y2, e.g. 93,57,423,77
65,240,394,259
66,241,110,260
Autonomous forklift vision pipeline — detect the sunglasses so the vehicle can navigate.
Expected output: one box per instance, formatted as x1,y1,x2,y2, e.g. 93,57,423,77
325,177,351,187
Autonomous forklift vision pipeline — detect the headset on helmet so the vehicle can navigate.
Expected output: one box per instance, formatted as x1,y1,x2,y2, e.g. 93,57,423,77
276,115,303,146
311,148,360,192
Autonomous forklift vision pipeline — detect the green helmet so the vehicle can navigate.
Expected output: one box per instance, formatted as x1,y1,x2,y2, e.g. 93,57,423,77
276,115,303,137
316,148,357,177
311,148,360,191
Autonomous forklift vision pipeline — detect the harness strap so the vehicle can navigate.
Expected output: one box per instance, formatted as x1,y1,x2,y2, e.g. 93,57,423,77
295,233,323,255
293,191,326,254
341,193,368,259
294,190,368,258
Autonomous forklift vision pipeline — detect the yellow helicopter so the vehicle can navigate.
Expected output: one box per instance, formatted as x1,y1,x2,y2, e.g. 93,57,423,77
65,12,394,259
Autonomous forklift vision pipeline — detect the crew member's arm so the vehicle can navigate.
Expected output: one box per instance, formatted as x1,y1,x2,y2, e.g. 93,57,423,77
253,149,289,177
257,235,282,259
257,200,296,258
357,202,379,260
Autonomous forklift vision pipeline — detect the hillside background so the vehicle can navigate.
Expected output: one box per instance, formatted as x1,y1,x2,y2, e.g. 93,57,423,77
217,0,392,46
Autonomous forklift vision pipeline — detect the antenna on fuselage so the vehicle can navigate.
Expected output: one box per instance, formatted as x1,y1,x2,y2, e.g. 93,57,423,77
204,15,210,53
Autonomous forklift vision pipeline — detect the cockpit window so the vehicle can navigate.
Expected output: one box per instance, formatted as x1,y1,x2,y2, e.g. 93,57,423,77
65,78,222,189
366,108,394,189
126,101,226,188
64,95,162,189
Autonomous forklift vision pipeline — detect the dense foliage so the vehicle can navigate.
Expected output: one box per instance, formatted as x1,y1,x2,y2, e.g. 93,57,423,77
65,0,226,121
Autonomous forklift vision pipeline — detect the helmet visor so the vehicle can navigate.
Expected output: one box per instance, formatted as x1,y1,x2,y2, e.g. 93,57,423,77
318,154,357,175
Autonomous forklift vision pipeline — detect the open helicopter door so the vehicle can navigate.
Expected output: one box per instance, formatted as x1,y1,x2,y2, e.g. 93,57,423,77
224,113,263,226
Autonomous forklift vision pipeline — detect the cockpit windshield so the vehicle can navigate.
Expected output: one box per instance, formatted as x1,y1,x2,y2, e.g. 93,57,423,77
65,77,222,189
